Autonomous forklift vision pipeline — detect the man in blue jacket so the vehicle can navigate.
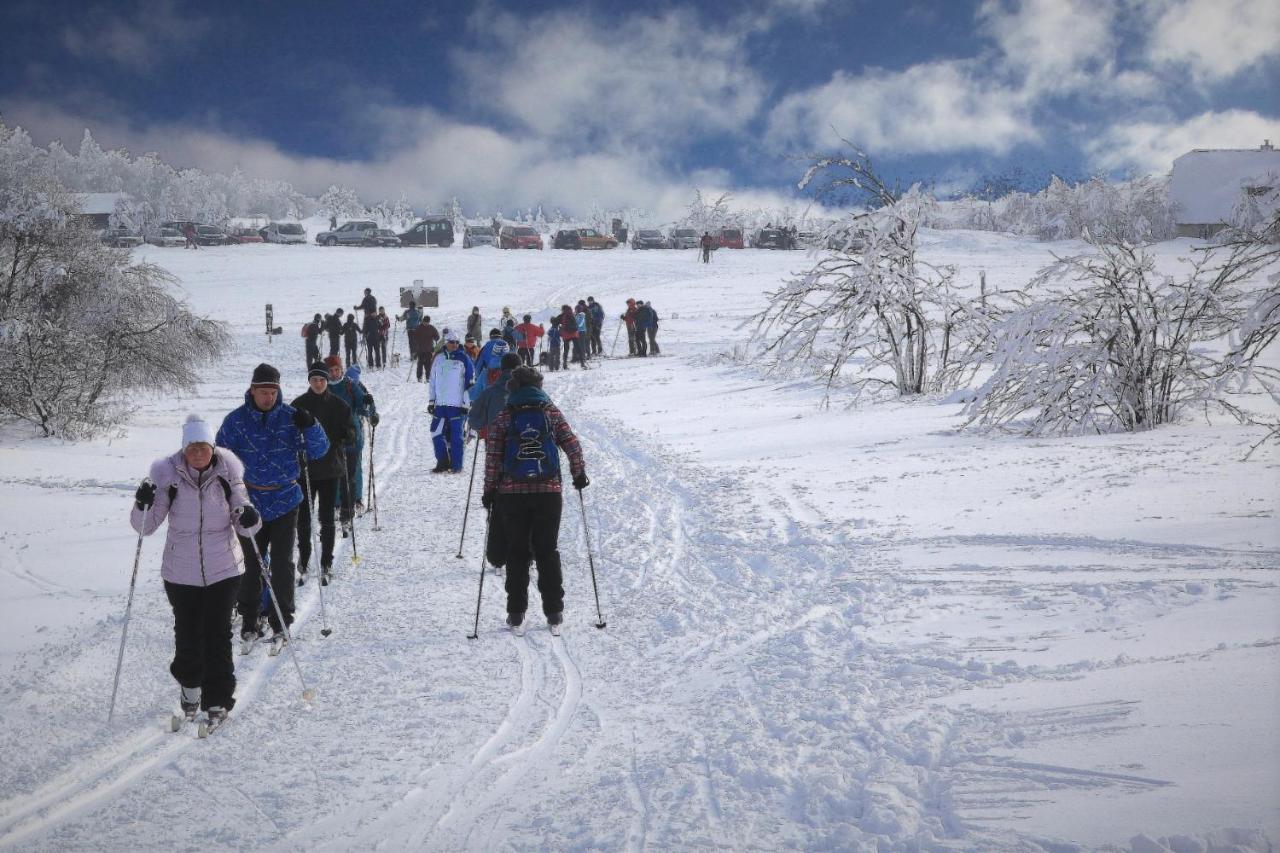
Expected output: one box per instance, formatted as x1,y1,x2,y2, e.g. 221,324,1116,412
469,329,511,402
216,363,329,644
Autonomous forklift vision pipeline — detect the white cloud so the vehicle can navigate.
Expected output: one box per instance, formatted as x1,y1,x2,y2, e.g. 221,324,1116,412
1146,0,1280,82
977,0,1118,93
765,61,1036,156
1085,109,1280,174
452,9,765,152
60,0,211,71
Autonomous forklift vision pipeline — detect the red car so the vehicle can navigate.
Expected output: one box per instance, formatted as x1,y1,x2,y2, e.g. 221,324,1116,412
229,227,265,244
499,225,543,249
714,227,744,249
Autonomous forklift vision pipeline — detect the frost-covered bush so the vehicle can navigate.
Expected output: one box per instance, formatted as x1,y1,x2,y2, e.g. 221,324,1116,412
949,175,1176,244
752,148,986,400
0,141,227,438
964,236,1280,435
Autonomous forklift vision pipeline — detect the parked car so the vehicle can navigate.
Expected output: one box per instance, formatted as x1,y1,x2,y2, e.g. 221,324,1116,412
499,225,543,249
552,229,580,249
668,228,700,249
714,227,744,249
363,228,402,247
553,228,616,249
752,227,793,249
316,220,379,246
630,229,666,249
398,216,454,247
462,224,497,248
147,227,186,247
100,227,143,248
258,222,307,244
195,225,231,246
229,227,265,244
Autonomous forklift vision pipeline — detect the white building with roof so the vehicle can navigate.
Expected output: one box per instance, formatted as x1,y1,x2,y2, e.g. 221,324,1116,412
1169,141,1279,238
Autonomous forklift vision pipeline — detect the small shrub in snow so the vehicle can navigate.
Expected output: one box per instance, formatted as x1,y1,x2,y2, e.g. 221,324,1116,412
964,233,1280,435
751,147,987,401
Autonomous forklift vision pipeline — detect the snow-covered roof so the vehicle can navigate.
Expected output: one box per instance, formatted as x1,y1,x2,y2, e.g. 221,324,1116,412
1170,145,1280,225
73,192,126,216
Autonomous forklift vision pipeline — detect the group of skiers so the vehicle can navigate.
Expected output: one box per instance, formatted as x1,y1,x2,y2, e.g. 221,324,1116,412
127,314,593,729
303,288,395,371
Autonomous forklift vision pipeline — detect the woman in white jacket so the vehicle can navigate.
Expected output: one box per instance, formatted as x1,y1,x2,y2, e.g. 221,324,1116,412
130,414,260,726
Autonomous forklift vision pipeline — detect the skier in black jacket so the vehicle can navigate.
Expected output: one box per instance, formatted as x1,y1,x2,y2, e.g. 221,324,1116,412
362,311,383,369
342,315,360,367
354,288,377,317
304,314,322,366
325,310,343,357
291,362,356,581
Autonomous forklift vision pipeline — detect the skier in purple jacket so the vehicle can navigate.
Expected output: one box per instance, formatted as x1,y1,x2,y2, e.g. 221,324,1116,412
131,414,261,727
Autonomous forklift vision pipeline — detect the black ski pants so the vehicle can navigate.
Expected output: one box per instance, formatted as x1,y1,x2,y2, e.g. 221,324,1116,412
237,506,298,634
165,575,240,711
345,340,359,366
416,351,432,381
328,333,341,357
366,336,383,368
634,328,648,356
297,476,348,570
626,325,637,355
500,492,565,619
646,327,660,355
378,337,388,366
305,343,320,367
590,326,603,356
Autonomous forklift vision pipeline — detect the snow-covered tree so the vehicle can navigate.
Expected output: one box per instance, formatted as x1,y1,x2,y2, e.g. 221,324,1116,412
752,148,984,400
319,185,364,222
964,235,1280,435
0,137,227,438
684,190,734,233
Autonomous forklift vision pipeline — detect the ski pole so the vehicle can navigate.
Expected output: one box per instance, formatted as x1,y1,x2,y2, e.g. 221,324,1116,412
369,423,381,532
467,508,492,639
456,434,481,558
610,319,622,357
577,490,607,629
108,492,152,723
340,448,359,565
245,536,317,701
300,462,332,637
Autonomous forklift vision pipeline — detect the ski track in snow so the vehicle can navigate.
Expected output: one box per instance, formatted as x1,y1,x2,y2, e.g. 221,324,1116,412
0,244,1276,850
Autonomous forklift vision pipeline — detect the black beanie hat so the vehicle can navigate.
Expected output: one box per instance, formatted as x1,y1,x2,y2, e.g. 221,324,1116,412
500,353,521,370
308,362,330,381
251,363,281,387
507,365,543,390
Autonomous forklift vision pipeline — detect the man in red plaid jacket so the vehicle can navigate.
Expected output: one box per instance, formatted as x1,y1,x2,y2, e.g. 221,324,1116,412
481,366,588,630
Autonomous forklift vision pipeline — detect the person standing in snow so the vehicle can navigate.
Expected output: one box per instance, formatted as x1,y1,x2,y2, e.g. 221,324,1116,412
329,359,379,515
556,304,578,368
700,231,713,263
216,364,329,645
292,362,356,583
428,330,475,473
398,301,422,331
132,414,261,726
377,307,391,368
515,314,544,366
326,309,343,358
634,300,660,356
587,297,605,356
354,287,377,318
304,313,322,367
468,353,525,573
466,306,484,343
546,318,562,371
622,298,638,356
471,329,511,402
481,366,588,632
362,310,383,369
342,313,360,367
573,302,590,366
409,314,439,382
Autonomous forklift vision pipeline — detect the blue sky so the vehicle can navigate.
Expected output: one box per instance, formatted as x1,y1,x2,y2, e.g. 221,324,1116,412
2,0,1277,218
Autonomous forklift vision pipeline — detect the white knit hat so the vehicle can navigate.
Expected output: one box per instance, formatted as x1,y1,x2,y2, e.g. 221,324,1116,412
182,413,215,447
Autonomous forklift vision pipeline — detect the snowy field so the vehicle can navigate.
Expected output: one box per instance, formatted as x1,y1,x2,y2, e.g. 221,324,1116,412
0,234,1277,851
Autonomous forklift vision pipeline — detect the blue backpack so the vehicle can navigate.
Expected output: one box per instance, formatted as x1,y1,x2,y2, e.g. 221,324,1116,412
502,406,560,482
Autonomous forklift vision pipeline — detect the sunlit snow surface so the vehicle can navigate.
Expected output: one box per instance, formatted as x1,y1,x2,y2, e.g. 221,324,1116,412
0,231,1276,851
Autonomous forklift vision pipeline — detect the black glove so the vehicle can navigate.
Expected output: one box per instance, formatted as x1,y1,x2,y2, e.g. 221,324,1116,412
293,408,316,430
427,402,436,415
235,505,260,528
572,473,590,490
481,491,496,510
134,479,156,510
460,406,469,415
370,413,380,427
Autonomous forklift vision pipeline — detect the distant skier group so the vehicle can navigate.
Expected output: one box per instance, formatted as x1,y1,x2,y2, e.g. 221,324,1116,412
124,286,646,732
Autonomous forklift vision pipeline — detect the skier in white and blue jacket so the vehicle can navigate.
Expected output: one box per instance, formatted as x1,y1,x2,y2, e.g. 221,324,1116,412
216,363,329,641
429,330,475,472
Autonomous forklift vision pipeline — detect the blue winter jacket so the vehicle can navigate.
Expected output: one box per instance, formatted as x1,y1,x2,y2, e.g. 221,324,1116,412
330,368,377,448
467,370,513,435
216,393,330,521
470,338,511,400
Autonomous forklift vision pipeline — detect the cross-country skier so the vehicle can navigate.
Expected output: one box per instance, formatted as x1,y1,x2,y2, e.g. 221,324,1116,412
515,315,544,366
362,311,383,369
471,329,511,401
354,287,377,317
292,362,356,585
304,313,322,366
216,364,329,647
132,414,261,728
329,360,379,515
587,297,605,356
428,330,475,473
700,231,713,263
377,307,391,367
408,314,439,382
546,318,562,371
635,300,660,355
622,298,638,356
398,301,422,331
556,305,579,368
325,310,343,357
342,314,360,366
482,366,588,632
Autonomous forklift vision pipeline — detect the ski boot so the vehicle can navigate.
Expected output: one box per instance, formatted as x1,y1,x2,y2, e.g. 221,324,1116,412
268,631,288,657
198,706,228,738
547,612,563,637
507,612,526,637
321,561,333,586
172,686,201,731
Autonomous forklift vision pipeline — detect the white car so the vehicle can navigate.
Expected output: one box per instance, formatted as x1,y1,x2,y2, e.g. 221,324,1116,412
462,225,497,248
147,227,186,247
260,222,308,244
